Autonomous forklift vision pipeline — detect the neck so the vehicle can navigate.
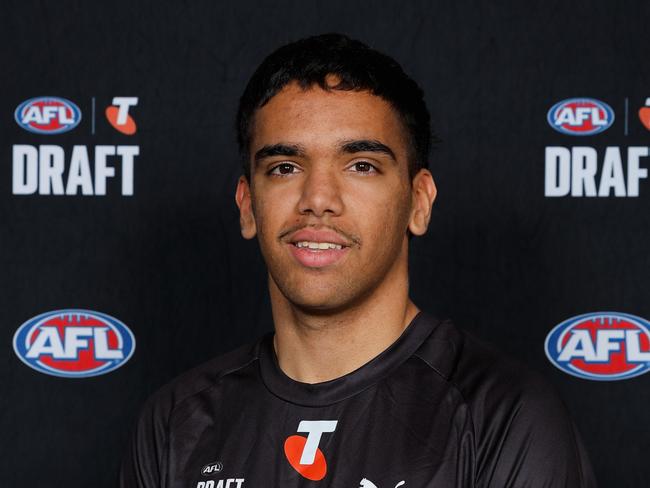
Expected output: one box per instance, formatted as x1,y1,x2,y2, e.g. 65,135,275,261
269,243,419,384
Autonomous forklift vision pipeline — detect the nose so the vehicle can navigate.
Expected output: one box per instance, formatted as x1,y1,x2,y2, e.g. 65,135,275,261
297,164,344,217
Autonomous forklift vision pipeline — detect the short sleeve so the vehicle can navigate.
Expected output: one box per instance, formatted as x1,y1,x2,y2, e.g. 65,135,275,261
477,374,597,488
119,393,170,488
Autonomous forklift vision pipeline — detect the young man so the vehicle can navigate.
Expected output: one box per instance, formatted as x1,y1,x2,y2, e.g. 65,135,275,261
120,34,596,488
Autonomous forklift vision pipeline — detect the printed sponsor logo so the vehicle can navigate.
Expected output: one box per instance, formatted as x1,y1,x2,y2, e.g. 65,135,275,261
106,97,138,135
545,312,650,381
11,95,140,197
360,480,378,488
284,420,338,481
15,97,82,135
359,479,406,488
639,98,650,131
201,461,224,476
547,98,614,136
544,97,650,197
196,460,245,486
13,309,135,378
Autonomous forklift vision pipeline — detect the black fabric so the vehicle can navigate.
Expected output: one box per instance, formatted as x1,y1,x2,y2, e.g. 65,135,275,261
4,2,650,487
120,313,596,488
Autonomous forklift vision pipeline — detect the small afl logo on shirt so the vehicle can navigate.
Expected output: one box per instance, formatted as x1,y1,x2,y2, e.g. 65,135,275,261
201,461,224,476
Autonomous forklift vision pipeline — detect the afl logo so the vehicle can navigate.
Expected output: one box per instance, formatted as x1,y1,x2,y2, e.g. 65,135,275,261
13,309,135,378
545,312,650,381
14,96,82,134
547,98,614,135
201,461,224,476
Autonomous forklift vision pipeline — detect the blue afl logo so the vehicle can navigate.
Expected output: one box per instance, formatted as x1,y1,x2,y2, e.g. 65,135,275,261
545,312,650,381
14,96,82,134
547,98,614,136
13,309,136,378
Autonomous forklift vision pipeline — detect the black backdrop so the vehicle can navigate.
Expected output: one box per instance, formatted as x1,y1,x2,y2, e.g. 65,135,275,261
1,1,649,486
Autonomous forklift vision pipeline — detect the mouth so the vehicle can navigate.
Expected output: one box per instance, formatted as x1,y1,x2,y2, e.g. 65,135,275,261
287,240,350,268
293,241,344,250
282,227,356,268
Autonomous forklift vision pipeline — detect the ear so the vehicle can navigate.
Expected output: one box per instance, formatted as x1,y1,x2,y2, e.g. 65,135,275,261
408,169,437,236
235,175,257,239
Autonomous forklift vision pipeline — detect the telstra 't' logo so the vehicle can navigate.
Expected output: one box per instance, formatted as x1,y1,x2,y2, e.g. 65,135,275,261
284,420,338,481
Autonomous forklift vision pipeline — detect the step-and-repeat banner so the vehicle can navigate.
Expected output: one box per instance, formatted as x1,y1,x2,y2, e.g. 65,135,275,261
1,1,648,486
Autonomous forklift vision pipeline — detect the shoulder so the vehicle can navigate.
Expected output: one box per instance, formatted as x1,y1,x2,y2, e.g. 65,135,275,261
143,339,260,421
415,315,596,487
455,327,560,416
119,345,257,488
452,329,571,442
415,315,566,419
119,340,262,487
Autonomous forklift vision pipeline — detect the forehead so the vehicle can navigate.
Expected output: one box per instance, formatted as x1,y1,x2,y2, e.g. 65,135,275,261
251,82,408,156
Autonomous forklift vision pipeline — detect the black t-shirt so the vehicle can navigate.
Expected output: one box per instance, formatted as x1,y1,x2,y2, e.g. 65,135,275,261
120,312,597,488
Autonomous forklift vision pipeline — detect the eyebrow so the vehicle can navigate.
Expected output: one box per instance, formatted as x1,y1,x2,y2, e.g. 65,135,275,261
252,139,397,165
254,143,306,164
339,139,397,162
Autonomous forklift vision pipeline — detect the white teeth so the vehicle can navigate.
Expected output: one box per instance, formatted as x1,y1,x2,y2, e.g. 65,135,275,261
295,241,343,250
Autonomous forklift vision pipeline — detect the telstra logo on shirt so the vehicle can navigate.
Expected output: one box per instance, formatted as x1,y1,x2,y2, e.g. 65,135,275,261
284,420,338,481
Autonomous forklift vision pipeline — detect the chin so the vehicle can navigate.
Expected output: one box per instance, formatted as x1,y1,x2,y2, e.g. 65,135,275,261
284,288,346,312
270,271,340,307
275,275,374,316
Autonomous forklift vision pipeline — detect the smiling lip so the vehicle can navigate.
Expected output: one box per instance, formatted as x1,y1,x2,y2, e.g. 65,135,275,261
285,228,353,268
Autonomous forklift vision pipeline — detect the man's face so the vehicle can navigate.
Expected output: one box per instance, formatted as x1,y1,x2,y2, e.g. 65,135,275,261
236,81,433,312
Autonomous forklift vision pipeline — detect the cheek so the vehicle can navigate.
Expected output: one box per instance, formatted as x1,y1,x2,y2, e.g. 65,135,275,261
251,187,297,243
352,181,412,251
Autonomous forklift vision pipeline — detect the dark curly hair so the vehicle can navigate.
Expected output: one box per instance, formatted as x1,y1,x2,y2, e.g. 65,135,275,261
236,33,433,179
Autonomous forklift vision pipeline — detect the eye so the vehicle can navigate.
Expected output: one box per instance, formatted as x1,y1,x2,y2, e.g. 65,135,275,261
268,162,300,176
349,161,378,174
